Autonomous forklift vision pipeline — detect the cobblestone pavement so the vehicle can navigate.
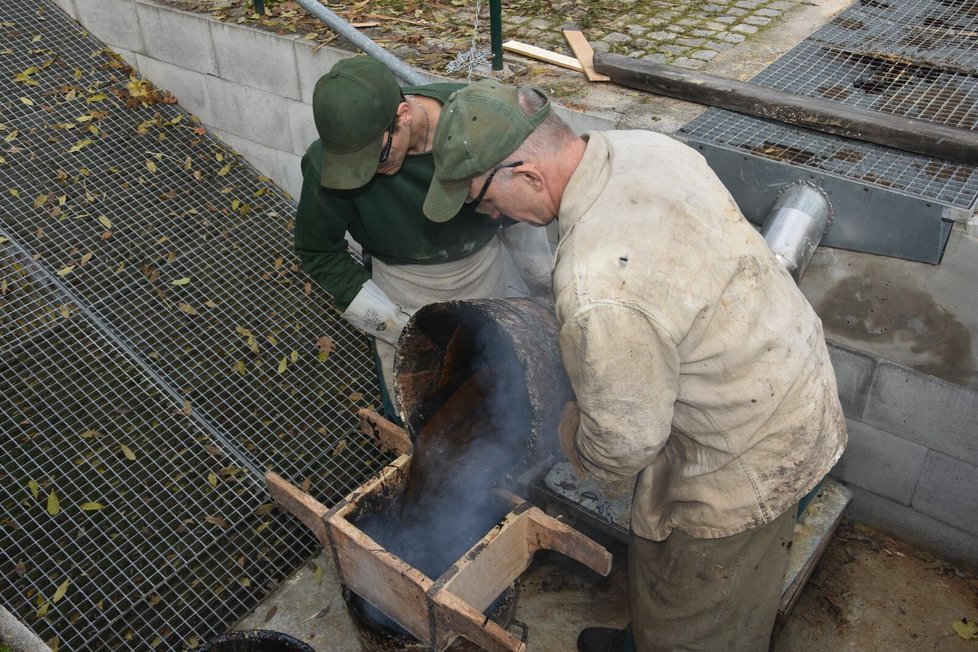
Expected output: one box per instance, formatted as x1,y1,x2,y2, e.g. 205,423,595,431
177,0,803,80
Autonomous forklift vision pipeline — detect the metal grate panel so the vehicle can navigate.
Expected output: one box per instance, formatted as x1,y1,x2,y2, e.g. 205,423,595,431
682,0,978,211
1,1,390,649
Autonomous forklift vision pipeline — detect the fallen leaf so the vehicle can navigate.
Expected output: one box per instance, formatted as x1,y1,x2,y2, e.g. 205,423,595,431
33,194,48,208
80,502,104,511
204,515,228,529
264,606,277,623
97,215,112,229
277,357,287,374
52,579,69,604
171,277,190,286
146,160,156,173
47,490,60,516
67,138,92,153
178,302,198,316
28,479,40,499
120,444,136,461
207,472,218,487
953,618,978,640
217,163,231,177
56,265,75,277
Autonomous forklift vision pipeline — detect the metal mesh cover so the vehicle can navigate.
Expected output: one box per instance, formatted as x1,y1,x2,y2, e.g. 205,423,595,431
682,0,978,211
1,1,390,649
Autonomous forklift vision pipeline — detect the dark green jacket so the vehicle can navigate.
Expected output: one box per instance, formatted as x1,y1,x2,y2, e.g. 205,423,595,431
294,83,502,312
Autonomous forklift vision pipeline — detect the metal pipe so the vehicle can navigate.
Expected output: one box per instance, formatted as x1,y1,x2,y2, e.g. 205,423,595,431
292,0,427,86
490,0,503,71
761,182,833,282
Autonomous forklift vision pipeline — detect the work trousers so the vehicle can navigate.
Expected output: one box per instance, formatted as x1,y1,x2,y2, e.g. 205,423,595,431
629,505,797,651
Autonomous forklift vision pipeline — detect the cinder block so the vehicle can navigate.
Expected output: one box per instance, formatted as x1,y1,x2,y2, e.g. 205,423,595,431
136,2,216,75
74,0,145,54
288,100,318,157
211,128,303,201
864,360,978,465
912,451,978,538
830,419,926,506
840,483,978,569
294,42,353,105
133,55,213,126
825,341,875,419
203,77,294,152
210,20,301,100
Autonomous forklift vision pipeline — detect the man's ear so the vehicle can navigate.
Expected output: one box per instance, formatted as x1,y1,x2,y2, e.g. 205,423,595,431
395,100,412,126
516,163,546,192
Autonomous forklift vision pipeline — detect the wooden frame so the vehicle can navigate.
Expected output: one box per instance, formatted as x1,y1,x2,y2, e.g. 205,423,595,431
267,410,612,652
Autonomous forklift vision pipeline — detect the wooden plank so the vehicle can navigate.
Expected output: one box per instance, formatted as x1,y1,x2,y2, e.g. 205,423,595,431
593,51,978,165
358,408,412,455
328,511,435,642
431,589,526,652
265,472,330,548
503,40,585,73
562,28,611,82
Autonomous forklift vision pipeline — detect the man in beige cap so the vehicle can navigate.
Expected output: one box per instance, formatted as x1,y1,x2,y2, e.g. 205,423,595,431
294,57,552,417
424,80,846,652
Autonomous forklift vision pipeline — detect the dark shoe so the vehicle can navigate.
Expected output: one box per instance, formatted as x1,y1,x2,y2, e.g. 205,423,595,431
576,626,628,652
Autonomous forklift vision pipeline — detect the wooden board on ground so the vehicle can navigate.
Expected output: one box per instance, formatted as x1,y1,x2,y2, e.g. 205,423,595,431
562,28,611,82
503,40,585,73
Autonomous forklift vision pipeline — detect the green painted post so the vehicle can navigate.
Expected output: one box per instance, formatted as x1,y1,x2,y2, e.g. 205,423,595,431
254,0,265,14
490,0,503,70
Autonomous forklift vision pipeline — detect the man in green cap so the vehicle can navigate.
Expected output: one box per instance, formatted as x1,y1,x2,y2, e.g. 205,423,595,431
294,57,552,416
424,80,846,652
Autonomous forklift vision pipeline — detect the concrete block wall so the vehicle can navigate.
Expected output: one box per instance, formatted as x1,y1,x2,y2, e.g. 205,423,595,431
826,343,978,567
48,0,614,200
48,0,978,569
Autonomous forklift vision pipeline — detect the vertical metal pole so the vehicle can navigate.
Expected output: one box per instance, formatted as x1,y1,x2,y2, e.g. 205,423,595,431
490,0,503,71
254,0,265,14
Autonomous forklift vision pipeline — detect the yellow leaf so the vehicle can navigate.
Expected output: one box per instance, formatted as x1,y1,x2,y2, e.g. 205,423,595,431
47,490,60,516
33,194,48,208
235,326,252,337
120,444,136,461
333,439,347,455
178,302,198,316
56,265,75,277
204,515,228,528
52,580,69,604
171,277,190,286
68,138,93,153
9,188,19,197
36,600,49,618
277,357,288,374
80,502,104,511
207,472,218,487
232,361,247,375
290,350,299,363
0,154,6,164
247,335,259,355
217,163,231,177
28,479,40,499
4,130,17,142
59,305,71,318
314,563,325,585
0,236,8,244
32,34,42,42
147,160,157,173
79,252,93,266
86,93,107,103
953,619,978,640
97,215,113,229
20,97,34,106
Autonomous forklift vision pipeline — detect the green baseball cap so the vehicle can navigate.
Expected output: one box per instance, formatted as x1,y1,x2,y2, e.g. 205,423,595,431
423,80,550,222
313,56,402,190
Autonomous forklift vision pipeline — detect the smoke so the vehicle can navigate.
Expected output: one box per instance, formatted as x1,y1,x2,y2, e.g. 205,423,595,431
358,320,532,581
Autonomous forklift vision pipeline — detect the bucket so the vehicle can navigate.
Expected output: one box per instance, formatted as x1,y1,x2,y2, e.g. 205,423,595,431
190,630,315,652
394,296,573,475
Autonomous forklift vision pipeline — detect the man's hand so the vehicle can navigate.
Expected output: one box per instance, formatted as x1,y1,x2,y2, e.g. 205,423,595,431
558,401,589,480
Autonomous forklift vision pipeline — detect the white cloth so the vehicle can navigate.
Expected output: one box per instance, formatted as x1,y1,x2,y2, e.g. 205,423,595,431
554,131,847,541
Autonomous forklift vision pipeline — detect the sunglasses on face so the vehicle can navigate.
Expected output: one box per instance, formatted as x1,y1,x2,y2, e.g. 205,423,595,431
378,119,396,164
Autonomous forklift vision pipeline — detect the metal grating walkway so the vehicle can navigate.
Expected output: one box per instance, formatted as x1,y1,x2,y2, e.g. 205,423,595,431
1,1,390,649
682,0,978,212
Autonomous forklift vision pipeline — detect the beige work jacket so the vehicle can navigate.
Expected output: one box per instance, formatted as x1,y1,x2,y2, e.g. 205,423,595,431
554,131,846,541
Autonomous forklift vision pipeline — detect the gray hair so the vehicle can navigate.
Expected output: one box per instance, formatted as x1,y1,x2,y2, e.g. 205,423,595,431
513,87,579,161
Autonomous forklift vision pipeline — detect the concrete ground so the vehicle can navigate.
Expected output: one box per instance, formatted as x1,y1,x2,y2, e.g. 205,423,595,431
234,519,978,651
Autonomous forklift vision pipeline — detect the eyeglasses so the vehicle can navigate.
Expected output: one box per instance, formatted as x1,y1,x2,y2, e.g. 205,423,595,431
378,119,396,164
466,161,523,210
